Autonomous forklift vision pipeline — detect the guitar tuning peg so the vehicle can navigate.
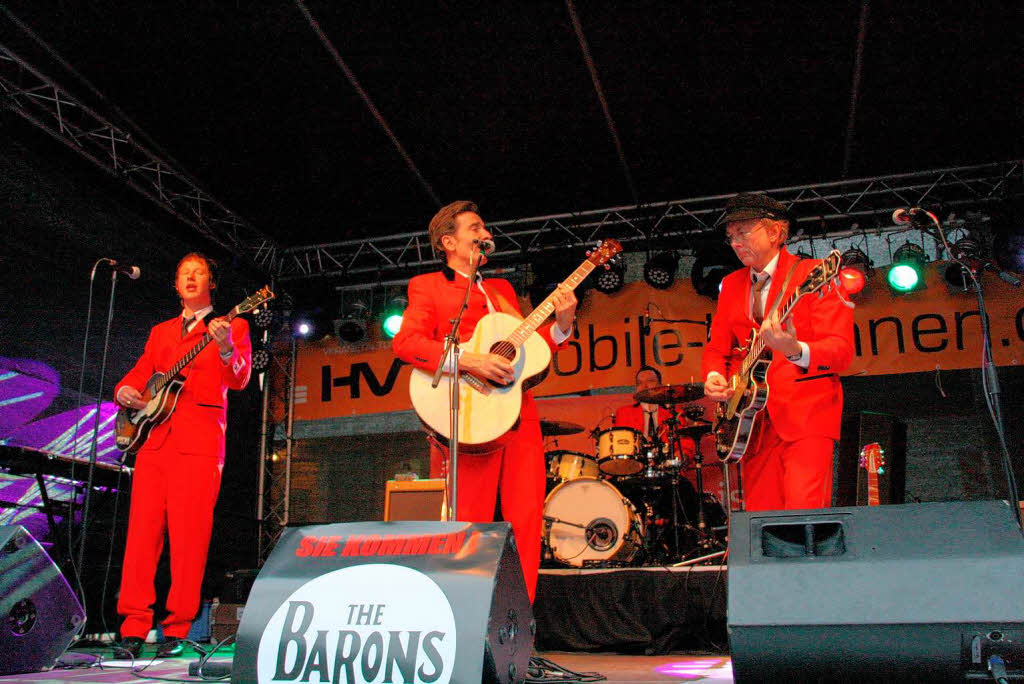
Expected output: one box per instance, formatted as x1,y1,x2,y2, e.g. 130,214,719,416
604,263,610,270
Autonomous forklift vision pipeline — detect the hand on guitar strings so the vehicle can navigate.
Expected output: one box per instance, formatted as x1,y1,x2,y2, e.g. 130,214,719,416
119,386,147,410
759,309,801,359
458,352,516,385
207,317,234,355
551,283,578,334
704,373,731,402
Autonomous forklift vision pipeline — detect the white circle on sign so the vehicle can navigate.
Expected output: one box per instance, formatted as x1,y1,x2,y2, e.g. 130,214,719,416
256,563,457,684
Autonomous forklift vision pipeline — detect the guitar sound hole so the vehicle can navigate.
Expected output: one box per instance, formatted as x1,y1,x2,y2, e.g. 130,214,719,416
489,341,516,361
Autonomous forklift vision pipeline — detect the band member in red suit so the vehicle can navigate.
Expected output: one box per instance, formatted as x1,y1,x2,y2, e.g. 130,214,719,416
114,253,251,658
613,366,696,460
392,201,577,602
703,193,854,511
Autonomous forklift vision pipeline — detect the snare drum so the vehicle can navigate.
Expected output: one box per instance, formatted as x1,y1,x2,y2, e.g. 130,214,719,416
543,478,644,567
595,427,645,475
546,450,599,481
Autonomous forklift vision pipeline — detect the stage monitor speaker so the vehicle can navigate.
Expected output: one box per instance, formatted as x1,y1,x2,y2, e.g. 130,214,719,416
233,521,533,683
0,525,85,675
728,500,1024,682
383,478,445,521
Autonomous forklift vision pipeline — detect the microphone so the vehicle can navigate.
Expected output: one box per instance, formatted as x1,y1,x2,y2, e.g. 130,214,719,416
473,238,495,255
892,207,929,226
107,259,141,279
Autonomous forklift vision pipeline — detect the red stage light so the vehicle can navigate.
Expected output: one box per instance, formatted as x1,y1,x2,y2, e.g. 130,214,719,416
839,266,866,295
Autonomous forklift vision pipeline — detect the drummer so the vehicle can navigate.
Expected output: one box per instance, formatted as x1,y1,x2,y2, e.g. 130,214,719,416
613,366,696,462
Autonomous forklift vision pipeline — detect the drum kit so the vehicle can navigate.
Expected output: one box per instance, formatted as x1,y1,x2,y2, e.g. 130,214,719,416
540,383,731,568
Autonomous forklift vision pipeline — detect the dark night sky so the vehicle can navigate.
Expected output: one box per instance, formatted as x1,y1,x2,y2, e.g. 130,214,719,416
3,1,1020,247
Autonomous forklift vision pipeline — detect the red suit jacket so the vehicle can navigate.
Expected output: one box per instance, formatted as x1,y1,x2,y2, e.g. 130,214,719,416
116,315,252,462
612,404,674,435
701,248,855,442
393,269,565,424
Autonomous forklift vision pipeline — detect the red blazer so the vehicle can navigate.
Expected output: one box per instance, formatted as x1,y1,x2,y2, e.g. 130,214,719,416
116,315,252,463
701,248,855,441
613,404,674,434
393,269,566,424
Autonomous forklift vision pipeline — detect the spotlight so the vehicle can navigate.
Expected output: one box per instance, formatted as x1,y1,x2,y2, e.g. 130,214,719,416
292,319,314,337
594,257,625,294
993,224,1024,275
251,341,271,373
691,246,739,299
334,300,369,343
839,247,871,296
253,306,275,330
887,241,927,293
643,252,679,290
943,237,980,291
380,295,407,340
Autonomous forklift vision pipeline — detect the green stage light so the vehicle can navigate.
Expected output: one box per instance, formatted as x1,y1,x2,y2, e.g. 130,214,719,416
887,242,927,293
381,295,407,339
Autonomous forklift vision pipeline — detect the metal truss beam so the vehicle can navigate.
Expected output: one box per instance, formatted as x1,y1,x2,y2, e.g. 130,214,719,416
270,160,1023,284
256,335,296,566
0,42,281,273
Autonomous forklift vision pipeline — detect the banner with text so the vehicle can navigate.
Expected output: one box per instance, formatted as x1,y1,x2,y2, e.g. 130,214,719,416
292,263,1024,421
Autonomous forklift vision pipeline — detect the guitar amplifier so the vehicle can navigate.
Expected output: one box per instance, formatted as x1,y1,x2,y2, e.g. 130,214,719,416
383,478,446,521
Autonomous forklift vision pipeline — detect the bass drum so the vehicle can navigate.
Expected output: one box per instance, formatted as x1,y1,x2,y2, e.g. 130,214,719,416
543,478,644,567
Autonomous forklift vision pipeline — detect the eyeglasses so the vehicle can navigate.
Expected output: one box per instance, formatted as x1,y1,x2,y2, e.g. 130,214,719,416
724,224,765,246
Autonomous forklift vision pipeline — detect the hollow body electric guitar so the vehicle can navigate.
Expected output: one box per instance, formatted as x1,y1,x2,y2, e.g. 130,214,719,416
715,250,842,463
114,286,274,455
409,240,622,450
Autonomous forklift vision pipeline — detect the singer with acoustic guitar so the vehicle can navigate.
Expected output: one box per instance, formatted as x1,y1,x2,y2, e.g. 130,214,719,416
702,193,854,512
392,201,577,602
113,252,251,658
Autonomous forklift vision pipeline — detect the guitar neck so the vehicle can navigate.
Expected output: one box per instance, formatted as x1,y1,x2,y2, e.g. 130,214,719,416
156,308,239,392
866,470,880,506
505,260,596,348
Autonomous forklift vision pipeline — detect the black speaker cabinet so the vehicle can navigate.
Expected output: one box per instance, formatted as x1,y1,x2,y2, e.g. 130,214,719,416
233,521,533,683
0,525,85,674
728,500,1024,682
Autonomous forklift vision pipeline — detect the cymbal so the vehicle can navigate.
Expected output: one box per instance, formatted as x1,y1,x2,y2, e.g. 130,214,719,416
635,383,705,405
672,420,713,441
539,419,586,436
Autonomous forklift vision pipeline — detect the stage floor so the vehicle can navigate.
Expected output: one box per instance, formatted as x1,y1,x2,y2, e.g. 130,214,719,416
0,648,734,683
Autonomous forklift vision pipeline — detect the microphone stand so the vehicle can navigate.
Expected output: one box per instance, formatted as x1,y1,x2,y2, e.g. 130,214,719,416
429,248,484,521
924,213,1022,535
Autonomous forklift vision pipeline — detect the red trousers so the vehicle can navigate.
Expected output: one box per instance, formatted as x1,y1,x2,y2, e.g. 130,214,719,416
118,449,222,638
429,418,546,603
742,411,834,512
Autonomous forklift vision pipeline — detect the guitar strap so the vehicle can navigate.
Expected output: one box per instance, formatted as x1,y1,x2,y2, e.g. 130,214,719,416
762,257,802,322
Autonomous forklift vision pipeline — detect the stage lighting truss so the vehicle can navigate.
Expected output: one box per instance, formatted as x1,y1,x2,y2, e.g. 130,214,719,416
943,237,982,291
334,300,370,343
887,241,928,293
594,256,626,294
381,295,407,340
643,252,679,290
839,247,872,296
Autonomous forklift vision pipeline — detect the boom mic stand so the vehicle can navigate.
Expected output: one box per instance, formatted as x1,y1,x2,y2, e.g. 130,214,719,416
430,248,485,521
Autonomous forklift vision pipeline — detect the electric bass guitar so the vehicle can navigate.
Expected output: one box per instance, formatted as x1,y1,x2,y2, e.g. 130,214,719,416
715,250,842,463
114,286,275,455
409,240,622,451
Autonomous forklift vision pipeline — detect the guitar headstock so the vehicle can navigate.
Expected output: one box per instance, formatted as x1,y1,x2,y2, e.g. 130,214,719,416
234,285,276,315
587,239,623,267
796,249,843,298
858,442,885,474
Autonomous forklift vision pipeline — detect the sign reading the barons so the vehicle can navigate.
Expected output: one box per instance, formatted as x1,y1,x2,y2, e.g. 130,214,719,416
232,522,532,684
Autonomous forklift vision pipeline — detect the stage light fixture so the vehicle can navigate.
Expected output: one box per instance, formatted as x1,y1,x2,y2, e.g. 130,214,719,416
943,237,980,291
381,296,407,340
334,300,369,343
292,319,313,337
839,247,871,296
643,252,679,290
887,241,927,293
993,225,1024,277
253,306,275,330
251,341,271,373
594,257,625,294
691,247,739,299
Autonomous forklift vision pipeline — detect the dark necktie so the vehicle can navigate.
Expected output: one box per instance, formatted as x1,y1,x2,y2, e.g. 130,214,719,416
645,411,656,439
181,316,194,339
752,274,770,324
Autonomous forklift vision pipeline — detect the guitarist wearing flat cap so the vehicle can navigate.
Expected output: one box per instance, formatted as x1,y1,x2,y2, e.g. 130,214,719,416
113,252,251,658
703,193,855,512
